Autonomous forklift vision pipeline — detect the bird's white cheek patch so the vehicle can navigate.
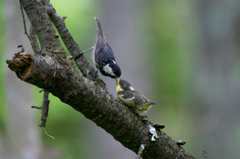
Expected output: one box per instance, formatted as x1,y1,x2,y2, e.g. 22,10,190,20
103,64,115,76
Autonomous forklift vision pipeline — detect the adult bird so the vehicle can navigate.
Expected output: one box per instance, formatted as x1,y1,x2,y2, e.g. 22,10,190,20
75,17,121,79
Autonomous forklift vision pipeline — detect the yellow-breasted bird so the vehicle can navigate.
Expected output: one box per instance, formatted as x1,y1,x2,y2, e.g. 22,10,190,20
115,79,156,114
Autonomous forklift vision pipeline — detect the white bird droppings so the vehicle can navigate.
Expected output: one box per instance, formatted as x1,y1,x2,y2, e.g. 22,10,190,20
149,124,159,141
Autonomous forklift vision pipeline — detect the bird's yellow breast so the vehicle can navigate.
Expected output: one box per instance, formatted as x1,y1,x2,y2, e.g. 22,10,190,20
116,84,123,92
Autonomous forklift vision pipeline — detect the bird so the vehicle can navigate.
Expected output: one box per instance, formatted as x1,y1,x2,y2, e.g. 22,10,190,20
115,79,156,115
74,17,121,79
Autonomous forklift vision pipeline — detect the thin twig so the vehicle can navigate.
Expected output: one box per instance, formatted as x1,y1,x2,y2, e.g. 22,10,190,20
19,0,30,40
31,90,50,127
39,90,50,127
17,45,25,52
31,106,41,109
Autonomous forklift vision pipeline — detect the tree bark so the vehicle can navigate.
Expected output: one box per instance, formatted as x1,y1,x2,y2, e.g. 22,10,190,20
6,0,196,158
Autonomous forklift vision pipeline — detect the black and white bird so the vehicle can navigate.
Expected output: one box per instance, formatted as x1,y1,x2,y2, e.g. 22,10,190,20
75,17,121,79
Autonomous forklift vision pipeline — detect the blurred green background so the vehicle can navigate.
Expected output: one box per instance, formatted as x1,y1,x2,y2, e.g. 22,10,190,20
1,0,240,159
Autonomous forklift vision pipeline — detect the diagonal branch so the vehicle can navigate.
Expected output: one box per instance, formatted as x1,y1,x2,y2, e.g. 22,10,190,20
7,51,195,159
20,0,64,55
44,1,97,80
29,25,41,54
7,0,196,158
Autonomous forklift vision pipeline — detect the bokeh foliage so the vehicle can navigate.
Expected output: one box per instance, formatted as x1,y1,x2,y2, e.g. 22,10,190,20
2,0,240,159
0,0,5,129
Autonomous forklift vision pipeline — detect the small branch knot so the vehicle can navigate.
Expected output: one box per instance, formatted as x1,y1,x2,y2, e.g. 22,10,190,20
6,46,34,80
176,140,186,146
6,51,32,72
62,16,67,21
18,45,25,52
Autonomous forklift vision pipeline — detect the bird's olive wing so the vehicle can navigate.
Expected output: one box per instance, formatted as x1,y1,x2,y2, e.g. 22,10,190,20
117,91,154,106
117,91,136,107
130,91,153,105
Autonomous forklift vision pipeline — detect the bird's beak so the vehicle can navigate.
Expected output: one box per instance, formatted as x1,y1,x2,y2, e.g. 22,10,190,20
115,78,119,85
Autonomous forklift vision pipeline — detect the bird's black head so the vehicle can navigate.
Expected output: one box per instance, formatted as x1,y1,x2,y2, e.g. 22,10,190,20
109,62,121,78
100,61,121,78
116,79,134,91
100,60,121,78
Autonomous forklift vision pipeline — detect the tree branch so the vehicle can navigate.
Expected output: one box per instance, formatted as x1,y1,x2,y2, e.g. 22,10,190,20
29,24,41,54
20,0,64,55
7,0,196,158
44,1,98,80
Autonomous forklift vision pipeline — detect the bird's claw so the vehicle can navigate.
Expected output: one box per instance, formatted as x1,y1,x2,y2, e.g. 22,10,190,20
73,52,84,60
92,70,98,78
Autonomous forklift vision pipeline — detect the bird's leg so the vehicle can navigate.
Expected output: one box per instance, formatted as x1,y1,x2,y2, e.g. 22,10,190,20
92,69,98,78
74,46,94,59
80,47,94,54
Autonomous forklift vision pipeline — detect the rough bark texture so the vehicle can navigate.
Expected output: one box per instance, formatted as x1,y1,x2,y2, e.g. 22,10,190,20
6,0,196,158
44,1,96,79
29,25,41,54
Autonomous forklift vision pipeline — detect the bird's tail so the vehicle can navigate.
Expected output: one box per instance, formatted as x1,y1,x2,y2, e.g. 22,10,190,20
94,17,104,37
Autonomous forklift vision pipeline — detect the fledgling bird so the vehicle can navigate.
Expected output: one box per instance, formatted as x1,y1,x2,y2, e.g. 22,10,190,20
115,79,157,115
74,17,121,79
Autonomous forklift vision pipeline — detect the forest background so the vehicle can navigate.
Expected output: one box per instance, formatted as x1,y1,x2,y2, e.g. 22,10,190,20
0,0,240,159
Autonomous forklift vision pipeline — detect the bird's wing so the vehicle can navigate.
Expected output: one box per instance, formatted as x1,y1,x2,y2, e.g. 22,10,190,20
106,42,113,52
117,91,156,107
131,91,156,105
95,31,105,51
117,91,136,107
96,47,115,67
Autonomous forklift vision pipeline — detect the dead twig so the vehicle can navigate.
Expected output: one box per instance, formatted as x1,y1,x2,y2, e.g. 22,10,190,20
31,90,50,127
19,0,30,40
